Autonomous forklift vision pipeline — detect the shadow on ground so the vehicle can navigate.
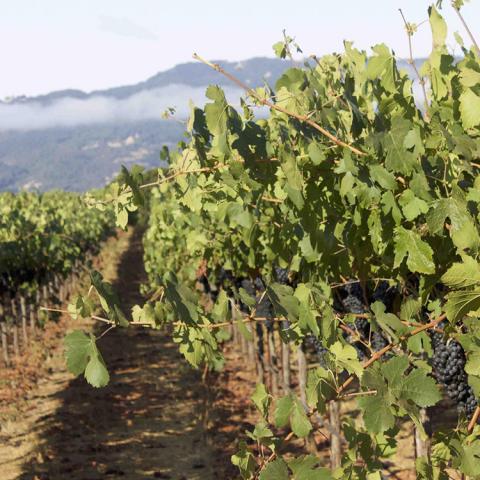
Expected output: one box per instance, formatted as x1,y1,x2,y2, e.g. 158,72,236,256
14,229,216,480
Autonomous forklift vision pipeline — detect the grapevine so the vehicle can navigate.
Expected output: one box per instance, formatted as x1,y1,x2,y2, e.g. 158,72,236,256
57,3,480,478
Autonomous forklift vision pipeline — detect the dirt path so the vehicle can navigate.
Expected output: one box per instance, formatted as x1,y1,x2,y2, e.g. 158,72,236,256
0,228,215,480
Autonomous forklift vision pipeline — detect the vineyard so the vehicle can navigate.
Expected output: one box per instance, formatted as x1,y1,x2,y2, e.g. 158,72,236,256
2,2,480,479
0,189,114,365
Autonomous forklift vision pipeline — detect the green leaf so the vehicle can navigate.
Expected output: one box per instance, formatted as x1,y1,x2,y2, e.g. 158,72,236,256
444,289,480,323
358,391,395,434
232,441,256,480
401,368,441,407
394,227,435,274
330,341,363,378
371,301,407,342
273,41,287,59
290,399,312,438
369,164,397,190
249,421,274,441
459,68,480,88
64,331,109,388
212,290,231,323
267,283,300,323
381,356,409,395
427,197,471,234
451,438,480,477
205,85,228,135
429,5,447,49
468,375,480,398
252,383,271,419
465,351,480,376
274,395,294,428
84,351,110,388
305,367,336,414
116,207,129,230
382,117,417,175
398,190,429,222
442,256,480,288
259,458,289,480
237,319,254,342
119,165,144,207
289,455,334,479
460,88,480,129
238,287,256,308
90,270,129,327
65,330,91,375
367,44,396,92
307,142,326,165
67,295,94,320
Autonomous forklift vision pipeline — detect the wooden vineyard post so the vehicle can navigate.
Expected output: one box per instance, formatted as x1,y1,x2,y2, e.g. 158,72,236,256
414,408,431,461
29,302,36,334
53,274,59,298
10,296,20,358
42,283,49,306
266,324,279,396
66,271,73,298
59,278,65,303
297,342,317,453
247,324,255,364
240,327,248,355
329,400,342,469
19,295,28,345
296,342,308,405
255,323,266,383
232,321,237,347
0,300,9,366
230,300,239,348
48,279,55,302
281,322,291,392
35,290,41,328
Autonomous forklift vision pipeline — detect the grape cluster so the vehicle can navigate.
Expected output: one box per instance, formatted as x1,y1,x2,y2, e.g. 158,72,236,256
253,277,274,330
213,267,235,301
274,266,290,285
340,283,366,314
431,329,478,416
371,281,398,311
304,335,329,366
235,278,255,313
337,282,390,356
197,274,211,295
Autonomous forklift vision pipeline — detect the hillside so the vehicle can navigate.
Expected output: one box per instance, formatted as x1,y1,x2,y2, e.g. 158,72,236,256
0,57,293,191
0,57,418,191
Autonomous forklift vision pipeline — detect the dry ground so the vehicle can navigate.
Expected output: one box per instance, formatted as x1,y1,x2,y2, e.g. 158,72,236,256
1,227,458,480
0,229,220,479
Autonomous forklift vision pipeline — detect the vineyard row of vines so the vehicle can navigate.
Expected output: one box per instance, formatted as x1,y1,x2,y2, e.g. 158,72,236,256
3,1,480,479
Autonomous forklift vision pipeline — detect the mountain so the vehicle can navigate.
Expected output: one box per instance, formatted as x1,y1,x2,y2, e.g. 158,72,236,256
0,57,292,192
0,57,420,192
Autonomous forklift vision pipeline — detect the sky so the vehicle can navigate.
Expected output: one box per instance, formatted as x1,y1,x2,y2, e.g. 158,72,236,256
1,0,479,98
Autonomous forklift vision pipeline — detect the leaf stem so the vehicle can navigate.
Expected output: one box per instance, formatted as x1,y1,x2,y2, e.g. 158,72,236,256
467,405,480,433
398,9,430,119
453,5,480,57
337,313,447,395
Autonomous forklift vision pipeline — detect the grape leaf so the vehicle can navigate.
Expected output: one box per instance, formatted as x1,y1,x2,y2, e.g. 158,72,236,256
259,458,289,480
394,227,435,274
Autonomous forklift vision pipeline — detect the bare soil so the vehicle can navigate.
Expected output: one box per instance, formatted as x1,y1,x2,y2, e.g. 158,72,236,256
0,227,458,480
0,229,218,480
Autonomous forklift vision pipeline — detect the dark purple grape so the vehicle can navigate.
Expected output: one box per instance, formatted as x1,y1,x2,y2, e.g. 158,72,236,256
431,328,478,419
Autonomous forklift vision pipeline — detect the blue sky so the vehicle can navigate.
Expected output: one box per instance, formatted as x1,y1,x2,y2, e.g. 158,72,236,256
1,0,479,98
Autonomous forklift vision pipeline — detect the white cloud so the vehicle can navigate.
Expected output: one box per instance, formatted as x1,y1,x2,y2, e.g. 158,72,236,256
0,85,244,131
98,15,158,41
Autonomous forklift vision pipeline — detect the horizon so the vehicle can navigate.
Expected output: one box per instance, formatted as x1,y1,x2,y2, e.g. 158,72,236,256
3,54,428,101
1,0,479,98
